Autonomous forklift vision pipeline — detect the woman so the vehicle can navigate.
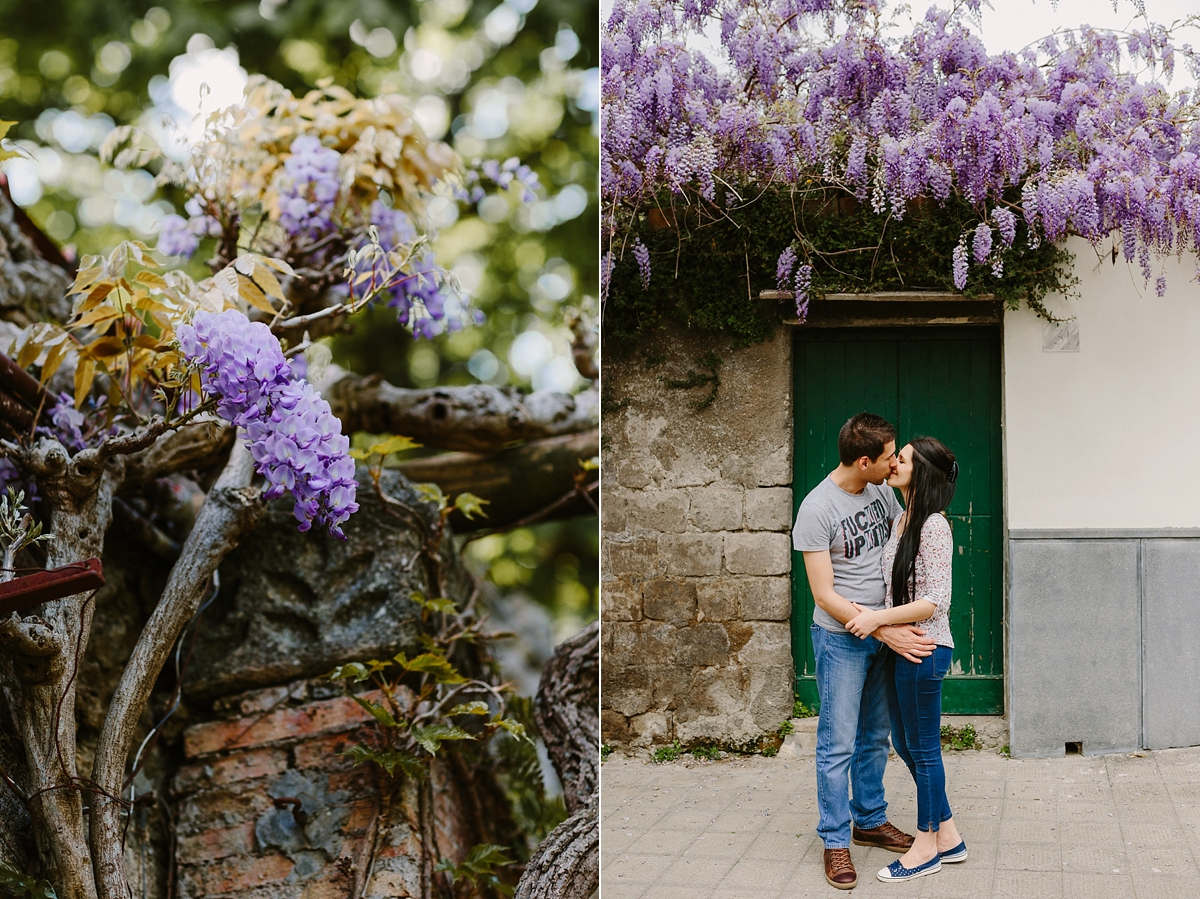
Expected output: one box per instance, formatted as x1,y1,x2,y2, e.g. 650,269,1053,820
845,437,966,883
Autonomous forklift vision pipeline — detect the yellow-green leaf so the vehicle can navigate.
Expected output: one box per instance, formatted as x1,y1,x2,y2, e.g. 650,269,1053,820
75,305,122,329
367,435,422,456
40,341,69,385
447,701,489,717
133,270,168,291
238,276,276,314
86,336,126,358
0,120,25,163
453,492,490,521
74,357,96,408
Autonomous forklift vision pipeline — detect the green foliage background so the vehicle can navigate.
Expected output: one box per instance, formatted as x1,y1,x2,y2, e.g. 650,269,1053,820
605,188,1076,352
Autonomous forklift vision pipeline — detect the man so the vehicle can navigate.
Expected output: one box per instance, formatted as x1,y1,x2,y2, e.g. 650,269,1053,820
792,412,937,890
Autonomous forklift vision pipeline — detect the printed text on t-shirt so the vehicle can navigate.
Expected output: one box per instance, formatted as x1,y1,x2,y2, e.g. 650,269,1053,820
840,498,892,559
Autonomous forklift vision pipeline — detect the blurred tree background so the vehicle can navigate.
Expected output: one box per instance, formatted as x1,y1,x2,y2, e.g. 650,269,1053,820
0,0,598,670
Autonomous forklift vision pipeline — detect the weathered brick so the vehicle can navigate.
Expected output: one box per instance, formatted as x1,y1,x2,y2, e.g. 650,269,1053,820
292,731,357,770
601,709,632,744
628,711,670,747
601,487,630,533
642,579,696,623
738,577,791,621
745,487,793,531
600,578,642,621
179,853,294,897
184,692,381,758
660,534,723,576
695,578,737,621
174,748,289,794
601,664,653,717
614,453,660,489
659,453,719,488
629,488,689,533
173,785,274,836
724,532,791,576
688,484,743,531
175,822,256,865
676,622,730,667
605,536,660,578
734,622,792,667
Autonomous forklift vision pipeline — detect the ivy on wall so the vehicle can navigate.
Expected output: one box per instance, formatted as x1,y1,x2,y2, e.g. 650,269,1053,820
604,187,1077,350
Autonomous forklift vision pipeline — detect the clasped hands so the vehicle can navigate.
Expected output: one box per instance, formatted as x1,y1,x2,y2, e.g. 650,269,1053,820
845,602,885,638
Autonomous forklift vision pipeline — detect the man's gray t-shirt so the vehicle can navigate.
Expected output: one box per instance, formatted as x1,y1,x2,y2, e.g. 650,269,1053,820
792,476,902,634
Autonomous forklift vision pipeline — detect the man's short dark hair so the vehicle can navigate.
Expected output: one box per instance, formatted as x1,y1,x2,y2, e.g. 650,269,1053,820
838,412,897,466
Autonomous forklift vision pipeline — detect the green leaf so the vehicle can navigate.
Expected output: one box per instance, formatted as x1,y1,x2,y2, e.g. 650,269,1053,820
352,695,401,729
328,662,371,682
412,722,476,754
493,717,534,744
447,701,490,717
342,745,425,780
414,482,447,509
579,456,599,471
0,860,58,899
462,843,514,873
397,651,467,684
411,591,457,614
0,121,27,164
453,492,490,520
367,434,422,456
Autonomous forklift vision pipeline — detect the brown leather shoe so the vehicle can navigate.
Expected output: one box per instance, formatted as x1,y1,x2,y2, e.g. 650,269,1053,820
824,848,857,890
852,821,914,852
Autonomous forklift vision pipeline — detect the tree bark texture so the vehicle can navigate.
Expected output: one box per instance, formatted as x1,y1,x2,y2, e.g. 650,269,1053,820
324,370,598,454
0,442,123,899
88,442,263,899
514,621,599,899
396,430,598,531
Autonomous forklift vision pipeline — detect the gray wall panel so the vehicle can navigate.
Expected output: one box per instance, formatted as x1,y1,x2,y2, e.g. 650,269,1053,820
1142,540,1200,750
1008,540,1140,757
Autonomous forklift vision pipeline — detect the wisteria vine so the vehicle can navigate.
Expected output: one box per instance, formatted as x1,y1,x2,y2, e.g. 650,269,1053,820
603,0,1200,313
177,309,359,538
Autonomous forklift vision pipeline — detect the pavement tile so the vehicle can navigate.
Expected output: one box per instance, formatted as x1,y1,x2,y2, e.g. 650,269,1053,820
1059,820,1125,847
602,852,674,884
916,868,996,898
716,856,802,892
656,854,738,885
601,744,1200,899
1131,875,1200,899
742,829,813,860
1062,872,1136,898
683,829,762,858
998,819,1059,842
995,841,1062,871
1061,846,1130,873
990,870,1064,898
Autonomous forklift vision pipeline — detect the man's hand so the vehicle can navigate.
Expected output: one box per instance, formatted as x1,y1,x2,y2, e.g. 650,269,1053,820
875,624,936,663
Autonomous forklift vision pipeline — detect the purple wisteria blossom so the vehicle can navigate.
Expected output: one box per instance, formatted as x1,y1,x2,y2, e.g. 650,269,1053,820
279,135,342,237
632,238,651,288
794,263,813,320
776,246,797,289
603,0,1200,296
952,241,969,291
178,309,359,537
157,215,199,258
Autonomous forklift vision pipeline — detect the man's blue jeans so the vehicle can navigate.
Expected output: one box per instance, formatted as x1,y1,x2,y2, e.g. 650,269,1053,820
812,623,895,848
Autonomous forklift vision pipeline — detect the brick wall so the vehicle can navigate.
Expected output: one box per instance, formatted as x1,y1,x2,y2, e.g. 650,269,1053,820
601,326,794,748
173,679,472,899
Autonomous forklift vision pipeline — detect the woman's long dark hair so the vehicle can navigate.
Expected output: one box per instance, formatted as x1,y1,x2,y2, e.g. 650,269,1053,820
892,436,957,606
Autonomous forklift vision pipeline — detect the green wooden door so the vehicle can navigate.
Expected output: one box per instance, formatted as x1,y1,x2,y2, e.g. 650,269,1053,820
791,327,1004,714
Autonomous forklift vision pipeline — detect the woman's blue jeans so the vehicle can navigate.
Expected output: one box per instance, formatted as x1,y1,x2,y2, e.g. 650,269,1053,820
888,645,954,833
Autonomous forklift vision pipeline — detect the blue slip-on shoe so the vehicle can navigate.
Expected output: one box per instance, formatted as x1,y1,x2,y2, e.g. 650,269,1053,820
876,854,942,883
940,841,968,863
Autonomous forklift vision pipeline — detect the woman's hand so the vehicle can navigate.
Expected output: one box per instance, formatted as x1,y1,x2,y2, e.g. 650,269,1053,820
846,607,884,639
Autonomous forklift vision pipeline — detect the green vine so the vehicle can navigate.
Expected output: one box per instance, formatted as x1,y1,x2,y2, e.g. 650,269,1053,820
605,186,1077,349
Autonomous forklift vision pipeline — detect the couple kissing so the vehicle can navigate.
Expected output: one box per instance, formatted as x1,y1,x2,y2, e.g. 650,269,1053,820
793,412,965,889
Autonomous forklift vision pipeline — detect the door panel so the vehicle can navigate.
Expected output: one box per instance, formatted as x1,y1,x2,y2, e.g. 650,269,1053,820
791,327,1004,714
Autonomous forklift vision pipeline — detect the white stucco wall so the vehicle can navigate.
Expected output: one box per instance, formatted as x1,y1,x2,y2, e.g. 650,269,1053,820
1005,236,1200,529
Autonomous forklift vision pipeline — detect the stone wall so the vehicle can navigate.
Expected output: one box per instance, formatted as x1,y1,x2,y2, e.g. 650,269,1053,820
600,325,794,748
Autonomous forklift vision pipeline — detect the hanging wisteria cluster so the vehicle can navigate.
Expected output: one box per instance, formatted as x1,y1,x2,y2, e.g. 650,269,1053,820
603,0,1200,301
177,309,359,538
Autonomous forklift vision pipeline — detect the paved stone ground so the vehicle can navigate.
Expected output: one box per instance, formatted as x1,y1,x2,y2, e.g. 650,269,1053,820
601,740,1200,898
